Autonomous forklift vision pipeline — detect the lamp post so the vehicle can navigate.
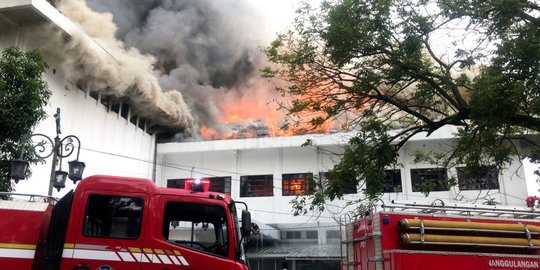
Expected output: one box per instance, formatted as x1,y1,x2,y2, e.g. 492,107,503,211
9,107,85,195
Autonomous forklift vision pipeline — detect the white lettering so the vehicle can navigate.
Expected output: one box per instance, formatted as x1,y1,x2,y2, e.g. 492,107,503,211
488,259,539,269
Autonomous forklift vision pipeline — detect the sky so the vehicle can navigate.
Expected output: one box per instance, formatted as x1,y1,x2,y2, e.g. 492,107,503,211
247,0,301,38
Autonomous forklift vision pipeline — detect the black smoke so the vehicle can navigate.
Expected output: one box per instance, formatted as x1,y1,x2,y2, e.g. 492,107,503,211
86,0,266,135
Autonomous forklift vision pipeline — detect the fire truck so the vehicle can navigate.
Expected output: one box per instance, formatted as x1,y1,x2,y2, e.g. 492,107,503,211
340,200,540,270
0,175,254,270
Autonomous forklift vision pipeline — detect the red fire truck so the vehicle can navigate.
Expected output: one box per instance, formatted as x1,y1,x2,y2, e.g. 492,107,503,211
341,200,540,270
0,175,254,270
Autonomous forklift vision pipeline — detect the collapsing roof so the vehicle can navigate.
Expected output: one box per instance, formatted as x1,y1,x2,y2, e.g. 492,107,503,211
0,0,194,133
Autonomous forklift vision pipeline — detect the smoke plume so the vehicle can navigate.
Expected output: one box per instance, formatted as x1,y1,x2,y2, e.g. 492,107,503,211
30,0,310,139
27,0,196,131
79,0,278,138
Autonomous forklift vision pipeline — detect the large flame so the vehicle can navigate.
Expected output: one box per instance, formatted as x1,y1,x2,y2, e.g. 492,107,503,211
199,87,338,140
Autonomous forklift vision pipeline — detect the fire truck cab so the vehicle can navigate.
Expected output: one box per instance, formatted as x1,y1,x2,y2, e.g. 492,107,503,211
0,175,253,270
341,200,540,270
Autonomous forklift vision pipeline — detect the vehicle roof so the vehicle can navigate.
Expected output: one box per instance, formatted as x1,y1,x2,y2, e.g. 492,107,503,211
76,175,233,204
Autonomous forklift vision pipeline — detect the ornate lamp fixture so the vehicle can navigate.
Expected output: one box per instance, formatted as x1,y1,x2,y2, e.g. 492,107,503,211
9,108,85,195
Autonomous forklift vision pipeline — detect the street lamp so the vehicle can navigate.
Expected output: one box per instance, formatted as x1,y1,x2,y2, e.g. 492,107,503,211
9,159,29,183
9,107,85,195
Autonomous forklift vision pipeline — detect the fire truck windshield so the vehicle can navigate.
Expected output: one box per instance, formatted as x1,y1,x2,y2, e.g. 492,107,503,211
164,202,229,256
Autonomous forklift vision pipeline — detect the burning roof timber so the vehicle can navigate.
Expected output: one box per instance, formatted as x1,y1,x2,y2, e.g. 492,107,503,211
0,0,194,132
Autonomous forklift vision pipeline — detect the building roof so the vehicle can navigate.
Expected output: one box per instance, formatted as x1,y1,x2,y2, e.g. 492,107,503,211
158,126,458,153
247,243,341,260
0,0,85,43
159,132,357,153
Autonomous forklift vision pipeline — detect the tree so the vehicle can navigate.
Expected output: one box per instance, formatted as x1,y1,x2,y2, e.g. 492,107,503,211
263,0,540,214
0,46,50,192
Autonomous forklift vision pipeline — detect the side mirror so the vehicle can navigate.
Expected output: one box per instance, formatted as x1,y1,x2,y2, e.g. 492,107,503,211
241,210,252,237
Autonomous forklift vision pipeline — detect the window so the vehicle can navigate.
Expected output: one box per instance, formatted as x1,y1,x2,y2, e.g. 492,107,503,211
138,117,146,130
89,90,99,101
167,177,231,195
326,230,340,240
121,103,129,119
77,82,86,94
240,174,273,197
111,102,120,114
164,202,228,257
130,115,138,126
167,179,186,189
83,195,144,239
282,173,314,196
320,172,356,194
209,176,232,195
306,231,318,239
284,231,301,239
411,168,449,192
457,166,499,190
146,126,154,135
364,170,402,193
100,96,110,108
382,169,402,193
282,231,317,240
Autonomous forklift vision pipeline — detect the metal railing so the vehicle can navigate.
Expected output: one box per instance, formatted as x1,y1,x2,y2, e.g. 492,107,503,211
381,199,540,220
0,191,58,203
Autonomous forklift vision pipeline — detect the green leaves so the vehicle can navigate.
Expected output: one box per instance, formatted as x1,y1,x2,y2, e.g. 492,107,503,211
298,119,398,213
0,47,50,192
265,0,540,216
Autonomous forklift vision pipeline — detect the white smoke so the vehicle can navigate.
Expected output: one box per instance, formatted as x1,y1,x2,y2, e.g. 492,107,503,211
31,0,195,131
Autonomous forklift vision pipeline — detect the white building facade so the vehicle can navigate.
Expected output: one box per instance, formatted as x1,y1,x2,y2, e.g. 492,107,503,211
0,0,164,196
157,129,529,224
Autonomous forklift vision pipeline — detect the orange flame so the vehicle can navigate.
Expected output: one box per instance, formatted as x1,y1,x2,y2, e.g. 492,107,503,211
200,90,333,140
200,99,337,140
198,79,349,140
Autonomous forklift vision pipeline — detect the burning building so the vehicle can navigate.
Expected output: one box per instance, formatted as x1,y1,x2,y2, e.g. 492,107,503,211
0,1,534,270
83,0,302,141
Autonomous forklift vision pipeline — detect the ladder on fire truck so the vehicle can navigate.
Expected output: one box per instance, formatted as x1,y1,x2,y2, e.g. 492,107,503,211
339,199,540,270
339,211,356,270
383,199,540,220
0,192,58,203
